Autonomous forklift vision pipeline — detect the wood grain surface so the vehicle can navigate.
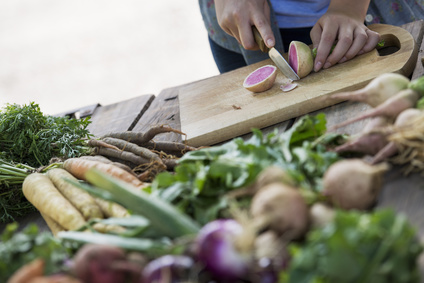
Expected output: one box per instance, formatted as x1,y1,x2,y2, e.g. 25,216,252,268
179,24,418,147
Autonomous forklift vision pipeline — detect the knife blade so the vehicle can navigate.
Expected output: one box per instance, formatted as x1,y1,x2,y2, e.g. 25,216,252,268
252,26,300,81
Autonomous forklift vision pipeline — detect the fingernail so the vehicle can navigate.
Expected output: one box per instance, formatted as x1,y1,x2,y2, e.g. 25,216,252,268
358,50,365,55
339,57,347,63
266,38,274,47
314,61,322,72
324,62,332,69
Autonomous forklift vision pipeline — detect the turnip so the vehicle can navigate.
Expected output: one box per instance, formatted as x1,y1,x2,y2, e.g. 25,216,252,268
288,41,314,79
250,183,309,240
333,116,392,156
329,73,410,107
309,202,336,229
142,255,194,283
243,65,277,93
322,159,389,210
195,219,252,281
330,88,420,131
371,108,423,165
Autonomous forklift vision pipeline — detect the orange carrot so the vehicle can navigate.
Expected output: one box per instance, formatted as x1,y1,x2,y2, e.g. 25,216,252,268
22,173,86,231
8,258,44,283
63,158,148,190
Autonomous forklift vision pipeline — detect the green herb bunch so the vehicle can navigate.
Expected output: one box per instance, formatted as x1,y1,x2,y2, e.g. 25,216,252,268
0,102,92,167
282,209,422,283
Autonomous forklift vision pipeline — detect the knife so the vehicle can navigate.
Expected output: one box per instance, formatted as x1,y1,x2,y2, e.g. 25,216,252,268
252,26,300,81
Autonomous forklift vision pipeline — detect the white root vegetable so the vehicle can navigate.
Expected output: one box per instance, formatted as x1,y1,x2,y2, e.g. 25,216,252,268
322,159,389,210
250,183,309,240
330,89,420,131
309,202,335,229
329,73,410,107
371,108,423,165
334,116,392,156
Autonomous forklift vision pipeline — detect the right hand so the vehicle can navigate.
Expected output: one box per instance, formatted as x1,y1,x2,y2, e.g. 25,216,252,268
215,0,275,50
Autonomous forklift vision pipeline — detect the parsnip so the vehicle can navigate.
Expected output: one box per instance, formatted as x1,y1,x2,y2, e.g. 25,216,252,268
47,168,104,220
23,173,86,231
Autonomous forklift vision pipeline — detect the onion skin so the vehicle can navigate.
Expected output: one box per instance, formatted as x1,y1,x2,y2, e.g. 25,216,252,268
195,219,250,280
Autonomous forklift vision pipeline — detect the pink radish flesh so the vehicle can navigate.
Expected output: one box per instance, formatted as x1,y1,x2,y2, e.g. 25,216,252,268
289,47,298,73
245,66,275,85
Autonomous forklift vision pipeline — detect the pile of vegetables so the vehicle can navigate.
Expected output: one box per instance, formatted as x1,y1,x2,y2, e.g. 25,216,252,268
3,73,424,282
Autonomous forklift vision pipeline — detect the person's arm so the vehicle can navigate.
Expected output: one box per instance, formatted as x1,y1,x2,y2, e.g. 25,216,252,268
214,0,275,50
311,0,380,72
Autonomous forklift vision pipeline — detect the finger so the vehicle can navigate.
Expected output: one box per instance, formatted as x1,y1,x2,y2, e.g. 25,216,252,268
310,24,323,49
324,27,354,68
253,18,275,48
360,29,381,53
314,24,338,72
238,20,258,50
338,28,367,63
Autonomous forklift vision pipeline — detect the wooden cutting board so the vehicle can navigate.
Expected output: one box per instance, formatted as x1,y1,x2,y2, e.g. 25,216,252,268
179,24,418,147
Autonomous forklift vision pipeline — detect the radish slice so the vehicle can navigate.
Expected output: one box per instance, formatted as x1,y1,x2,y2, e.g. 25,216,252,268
280,83,298,92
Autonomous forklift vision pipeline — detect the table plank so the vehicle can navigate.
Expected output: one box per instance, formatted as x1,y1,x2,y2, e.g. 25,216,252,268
132,86,184,142
87,94,154,137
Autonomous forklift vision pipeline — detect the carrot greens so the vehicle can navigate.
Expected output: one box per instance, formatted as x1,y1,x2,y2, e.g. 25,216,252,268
151,114,342,225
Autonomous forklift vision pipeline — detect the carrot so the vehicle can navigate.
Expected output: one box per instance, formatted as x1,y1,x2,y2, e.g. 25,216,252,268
87,139,120,151
79,155,139,177
145,140,197,156
63,158,148,190
101,125,186,145
94,198,130,218
101,137,163,162
23,173,86,231
8,258,44,283
47,168,104,220
40,212,66,236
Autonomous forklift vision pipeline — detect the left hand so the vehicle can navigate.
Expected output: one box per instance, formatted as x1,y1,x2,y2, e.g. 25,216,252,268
310,2,380,72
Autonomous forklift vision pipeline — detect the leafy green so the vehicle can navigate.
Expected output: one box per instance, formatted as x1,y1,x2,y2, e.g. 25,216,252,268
0,223,72,281
151,114,341,225
282,209,422,283
0,102,92,167
0,102,93,222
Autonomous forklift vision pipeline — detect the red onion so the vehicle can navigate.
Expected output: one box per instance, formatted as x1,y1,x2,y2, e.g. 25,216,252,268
141,255,194,283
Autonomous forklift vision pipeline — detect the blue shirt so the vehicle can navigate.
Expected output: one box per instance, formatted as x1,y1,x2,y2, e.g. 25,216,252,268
270,0,330,28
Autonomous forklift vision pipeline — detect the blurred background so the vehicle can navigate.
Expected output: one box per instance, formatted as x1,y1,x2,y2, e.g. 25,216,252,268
0,0,219,115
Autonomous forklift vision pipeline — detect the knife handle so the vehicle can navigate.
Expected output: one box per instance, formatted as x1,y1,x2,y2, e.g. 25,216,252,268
252,26,270,53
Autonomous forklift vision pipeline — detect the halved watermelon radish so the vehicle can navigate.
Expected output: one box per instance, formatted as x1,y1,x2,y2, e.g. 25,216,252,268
243,65,277,93
288,41,313,79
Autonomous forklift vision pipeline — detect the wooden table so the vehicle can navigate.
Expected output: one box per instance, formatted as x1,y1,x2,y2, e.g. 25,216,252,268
3,19,424,274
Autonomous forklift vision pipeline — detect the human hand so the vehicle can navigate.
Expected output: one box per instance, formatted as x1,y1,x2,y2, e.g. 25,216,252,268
310,3,380,72
215,0,275,50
